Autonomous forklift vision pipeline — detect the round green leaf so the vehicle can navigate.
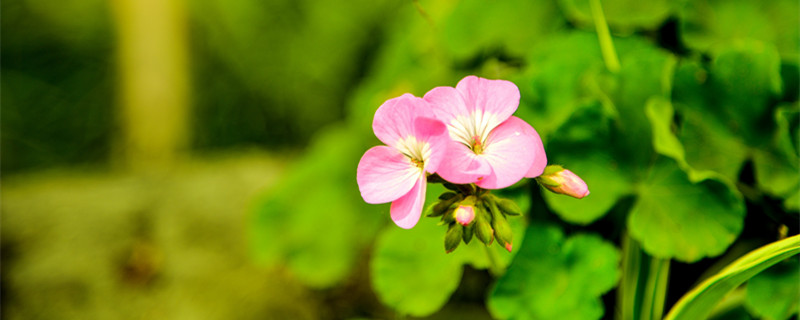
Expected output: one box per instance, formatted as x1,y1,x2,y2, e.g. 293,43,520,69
745,258,800,320
488,224,620,320
370,218,464,317
628,158,745,262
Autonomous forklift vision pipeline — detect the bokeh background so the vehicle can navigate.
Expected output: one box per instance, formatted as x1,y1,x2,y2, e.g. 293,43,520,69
2,0,798,319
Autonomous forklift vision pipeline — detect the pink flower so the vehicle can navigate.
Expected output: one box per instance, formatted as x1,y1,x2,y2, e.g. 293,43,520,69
357,94,450,229
454,205,475,226
540,168,590,199
423,76,547,189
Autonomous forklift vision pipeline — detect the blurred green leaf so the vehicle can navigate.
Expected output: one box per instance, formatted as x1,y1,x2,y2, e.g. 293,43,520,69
681,0,799,60
665,234,800,320
488,224,620,320
440,0,563,60
249,126,383,288
370,215,463,317
628,158,745,262
754,105,800,204
558,0,673,32
710,41,782,145
516,31,606,137
744,258,800,320
673,61,749,182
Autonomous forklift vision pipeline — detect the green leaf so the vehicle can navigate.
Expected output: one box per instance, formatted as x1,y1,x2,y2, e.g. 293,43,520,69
645,97,685,163
745,258,800,320
754,104,800,202
488,224,620,320
665,234,800,320
440,0,563,59
628,157,745,262
249,126,383,288
680,0,799,60
543,150,633,225
710,41,783,145
558,0,674,32
370,217,463,317
672,61,749,182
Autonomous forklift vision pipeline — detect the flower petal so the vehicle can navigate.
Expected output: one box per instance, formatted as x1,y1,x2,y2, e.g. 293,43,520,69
413,117,449,173
435,140,492,184
423,86,469,130
519,118,547,178
476,116,539,189
390,175,427,229
455,75,520,129
357,145,420,204
373,93,437,149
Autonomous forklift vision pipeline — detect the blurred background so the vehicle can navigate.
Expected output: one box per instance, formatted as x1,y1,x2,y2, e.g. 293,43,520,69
2,0,798,319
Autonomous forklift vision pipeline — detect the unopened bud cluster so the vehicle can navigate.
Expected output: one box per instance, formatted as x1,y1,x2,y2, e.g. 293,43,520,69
426,183,520,253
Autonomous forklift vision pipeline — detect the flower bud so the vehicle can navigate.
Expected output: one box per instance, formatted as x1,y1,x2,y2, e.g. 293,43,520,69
494,196,522,216
488,200,513,251
475,219,494,245
444,223,463,253
537,166,590,199
428,193,461,218
454,205,475,226
462,223,474,244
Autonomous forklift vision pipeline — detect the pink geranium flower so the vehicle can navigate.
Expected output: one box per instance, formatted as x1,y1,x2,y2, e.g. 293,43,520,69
423,76,547,189
357,94,450,229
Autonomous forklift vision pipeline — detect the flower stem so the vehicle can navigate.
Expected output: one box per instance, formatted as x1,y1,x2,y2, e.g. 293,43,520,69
590,0,621,73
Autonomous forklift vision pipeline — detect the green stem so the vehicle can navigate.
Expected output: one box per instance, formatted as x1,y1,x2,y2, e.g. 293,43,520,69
589,0,620,73
619,233,641,320
641,257,670,320
618,232,671,320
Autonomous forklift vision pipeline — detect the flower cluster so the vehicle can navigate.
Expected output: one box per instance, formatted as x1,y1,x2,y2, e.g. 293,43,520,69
357,75,588,252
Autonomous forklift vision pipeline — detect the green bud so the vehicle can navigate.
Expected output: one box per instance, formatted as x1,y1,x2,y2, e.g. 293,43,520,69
428,194,461,217
536,164,565,187
495,197,522,216
488,200,513,250
475,219,494,245
462,223,474,244
445,223,463,253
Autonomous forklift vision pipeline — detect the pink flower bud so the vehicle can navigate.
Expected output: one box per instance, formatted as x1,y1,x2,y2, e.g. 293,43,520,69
454,205,475,226
541,169,590,199
504,242,513,252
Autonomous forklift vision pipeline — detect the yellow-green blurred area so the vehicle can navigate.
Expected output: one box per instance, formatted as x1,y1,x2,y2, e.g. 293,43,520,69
2,0,799,319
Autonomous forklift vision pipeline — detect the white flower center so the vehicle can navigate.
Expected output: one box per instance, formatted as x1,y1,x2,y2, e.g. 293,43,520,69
448,110,497,154
396,136,432,170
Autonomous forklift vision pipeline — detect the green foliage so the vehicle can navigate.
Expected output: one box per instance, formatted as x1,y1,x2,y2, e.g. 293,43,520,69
665,234,800,320
628,158,744,262
744,259,800,320
369,184,530,316
371,217,465,317
681,0,800,60
488,224,620,320
249,126,383,288
558,0,674,31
